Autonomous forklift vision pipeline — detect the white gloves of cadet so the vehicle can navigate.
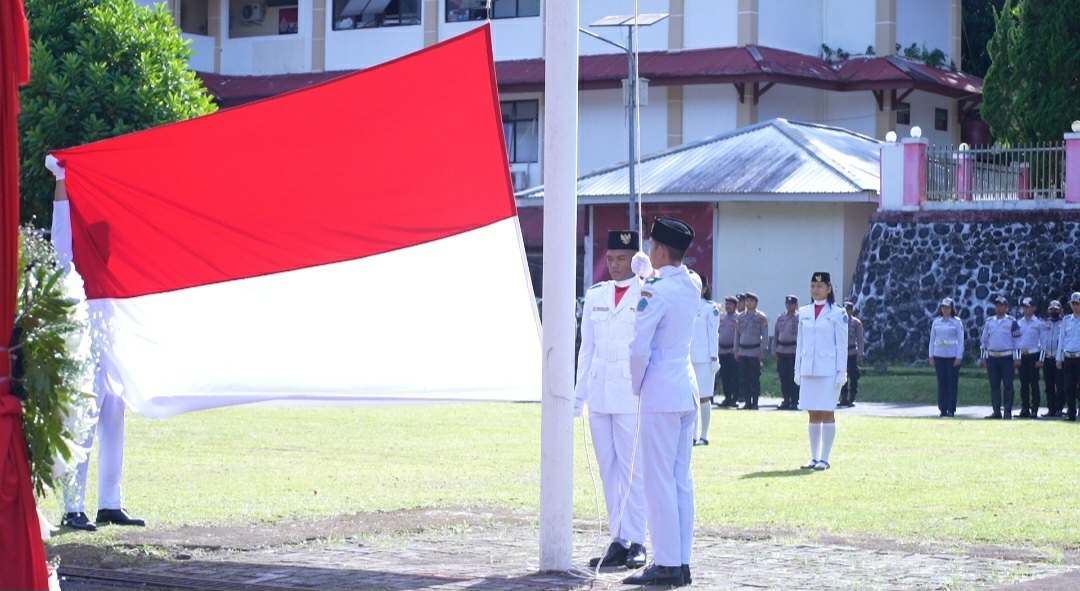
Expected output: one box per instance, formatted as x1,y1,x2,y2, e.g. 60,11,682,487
45,155,65,180
631,251,653,279
794,374,801,386
835,373,848,388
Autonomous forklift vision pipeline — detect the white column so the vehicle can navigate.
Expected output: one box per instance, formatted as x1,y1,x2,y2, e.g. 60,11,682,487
879,136,904,211
538,0,578,573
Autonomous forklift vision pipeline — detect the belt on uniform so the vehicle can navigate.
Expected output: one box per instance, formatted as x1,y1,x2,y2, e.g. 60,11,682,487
1066,352,1080,359
1021,349,1041,355
719,343,735,349
935,340,958,346
738,344,760,349
987,351,1014,358
777,341,796,346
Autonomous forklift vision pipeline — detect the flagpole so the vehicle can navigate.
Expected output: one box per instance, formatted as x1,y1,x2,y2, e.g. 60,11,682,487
539,0,578,573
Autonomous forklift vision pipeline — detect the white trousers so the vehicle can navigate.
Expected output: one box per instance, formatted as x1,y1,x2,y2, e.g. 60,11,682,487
64,390,125,513
589,412,646,546
640,410,696,567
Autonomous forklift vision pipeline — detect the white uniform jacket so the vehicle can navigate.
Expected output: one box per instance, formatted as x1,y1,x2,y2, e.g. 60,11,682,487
794,302,849,378
575,278,642,414
629,265,700,414
690,299,721,365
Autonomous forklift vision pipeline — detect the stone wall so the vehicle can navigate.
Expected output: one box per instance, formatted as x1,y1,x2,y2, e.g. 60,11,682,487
847,209,1080,362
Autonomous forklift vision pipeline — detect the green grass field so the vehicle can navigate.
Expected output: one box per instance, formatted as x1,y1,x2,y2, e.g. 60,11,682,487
44,397,1080,553
757,360,1012,407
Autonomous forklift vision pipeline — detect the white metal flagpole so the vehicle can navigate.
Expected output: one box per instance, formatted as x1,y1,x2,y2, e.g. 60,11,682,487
539,0,579,573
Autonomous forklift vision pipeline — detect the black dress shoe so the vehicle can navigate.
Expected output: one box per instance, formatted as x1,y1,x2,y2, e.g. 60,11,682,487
681,564,691,585
589,541,629,568
95,508,146,527
61,512,97,532
623,564,685,587
1003,413,1013,420
625,543,647,569
984,412,1002,420
1019,409,1031,418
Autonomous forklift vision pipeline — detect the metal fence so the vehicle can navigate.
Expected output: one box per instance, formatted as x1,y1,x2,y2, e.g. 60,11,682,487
926,143,1065,201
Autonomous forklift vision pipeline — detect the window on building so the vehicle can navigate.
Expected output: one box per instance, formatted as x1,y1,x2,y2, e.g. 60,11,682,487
935,107,949,131
333,0,420,30
229,0,299,38
446,0,539,22
895,101,911,126
501,100,539,163
179,0,209,35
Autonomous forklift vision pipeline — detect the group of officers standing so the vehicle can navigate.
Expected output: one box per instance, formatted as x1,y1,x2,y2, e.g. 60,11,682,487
691,293,864,445
970,293,1080,420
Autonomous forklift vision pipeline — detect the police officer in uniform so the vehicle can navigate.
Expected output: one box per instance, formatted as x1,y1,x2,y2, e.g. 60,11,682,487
774,295,799,410
575,230,648,570
980,295,1021,420
1016,297,1046,418
838,301,864,407
623,218,698,588
736,293,768,410
714,296,740,408
1058,293,1080,422
47,157,146,532
1042,300,1065,417
929,298,964,417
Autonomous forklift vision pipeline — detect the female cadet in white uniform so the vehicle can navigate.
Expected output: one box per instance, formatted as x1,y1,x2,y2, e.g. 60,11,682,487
794,272,848,471
690,275,720,446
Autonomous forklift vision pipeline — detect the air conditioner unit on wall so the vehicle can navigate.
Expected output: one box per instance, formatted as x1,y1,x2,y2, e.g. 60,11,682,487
511,170,530,192
240,1,266,24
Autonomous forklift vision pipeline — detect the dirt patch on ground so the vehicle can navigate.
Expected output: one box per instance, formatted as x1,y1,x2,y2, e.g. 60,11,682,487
50,506,1078,570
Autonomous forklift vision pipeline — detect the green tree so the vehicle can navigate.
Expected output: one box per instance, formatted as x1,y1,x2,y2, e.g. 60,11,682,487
19,0,217,225
982,0,1080,145
962,0,1006,78
981,0,1022,144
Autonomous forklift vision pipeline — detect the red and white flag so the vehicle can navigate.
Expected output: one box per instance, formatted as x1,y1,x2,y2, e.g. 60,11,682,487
52,26,540,417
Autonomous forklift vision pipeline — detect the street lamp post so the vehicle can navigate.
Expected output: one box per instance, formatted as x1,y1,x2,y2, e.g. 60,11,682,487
582,13,668,232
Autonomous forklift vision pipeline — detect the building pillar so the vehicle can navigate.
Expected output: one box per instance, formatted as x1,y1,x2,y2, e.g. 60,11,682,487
312,0,326,72
874,0,896,140
737,0,758,46
736,0,758,127
954,146,974,201
666,0,684,147
667,86,684,147
950,0,963,144
424,0,439,46
901,136,928,208
1065,128,1080,204
209,0,222,73
879,138,904,210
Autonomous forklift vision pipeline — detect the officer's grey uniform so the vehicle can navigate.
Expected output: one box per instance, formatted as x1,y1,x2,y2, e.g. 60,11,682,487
981,313,1021,417
736,309,768,409
774,310,799,409
1016,315,1047,416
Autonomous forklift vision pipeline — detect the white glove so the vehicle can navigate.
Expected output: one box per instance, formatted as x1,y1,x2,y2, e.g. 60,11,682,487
45,155,65,180
573,400,584,418
835,373,848,388
631,251,653,279
794,374,801,386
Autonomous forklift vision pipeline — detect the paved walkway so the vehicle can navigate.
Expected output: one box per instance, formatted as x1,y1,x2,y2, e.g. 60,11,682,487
57,516,1078,591
733,397,1050,420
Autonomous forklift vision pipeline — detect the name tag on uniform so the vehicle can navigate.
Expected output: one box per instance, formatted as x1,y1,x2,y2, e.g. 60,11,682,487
594,307,610,312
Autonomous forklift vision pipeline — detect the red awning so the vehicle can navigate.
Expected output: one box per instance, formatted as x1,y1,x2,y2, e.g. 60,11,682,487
197,45,982,107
